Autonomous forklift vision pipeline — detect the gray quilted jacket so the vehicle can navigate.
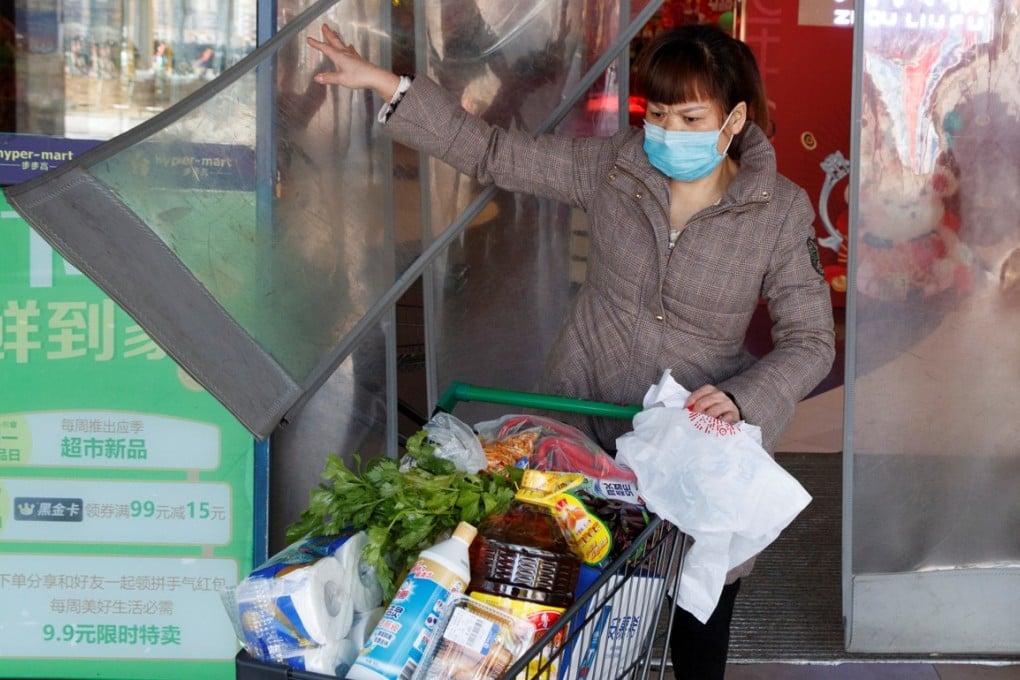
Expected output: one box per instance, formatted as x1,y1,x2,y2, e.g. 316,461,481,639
384,76,835,457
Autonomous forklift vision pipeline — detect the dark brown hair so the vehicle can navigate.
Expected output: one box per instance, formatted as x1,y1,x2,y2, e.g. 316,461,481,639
633,25,771,151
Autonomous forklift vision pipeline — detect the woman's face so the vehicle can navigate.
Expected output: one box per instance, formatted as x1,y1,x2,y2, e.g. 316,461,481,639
644,98,747,157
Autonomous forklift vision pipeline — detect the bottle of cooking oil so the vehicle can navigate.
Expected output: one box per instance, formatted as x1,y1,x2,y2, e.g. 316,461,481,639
468,501,580,678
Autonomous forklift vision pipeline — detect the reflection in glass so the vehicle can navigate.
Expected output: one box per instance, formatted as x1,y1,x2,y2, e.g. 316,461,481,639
7,1,409,433
6,1,257,140
9,0,665,551
425,1,658,422
851,1,1020,575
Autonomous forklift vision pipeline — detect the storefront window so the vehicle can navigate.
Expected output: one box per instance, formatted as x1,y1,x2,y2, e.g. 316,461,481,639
3,1,257,141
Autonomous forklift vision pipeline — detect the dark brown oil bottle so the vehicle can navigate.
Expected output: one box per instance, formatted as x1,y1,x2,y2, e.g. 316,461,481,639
468,502,580,678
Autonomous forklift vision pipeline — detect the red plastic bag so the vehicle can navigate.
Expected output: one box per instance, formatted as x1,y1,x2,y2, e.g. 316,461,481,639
475,414,637,484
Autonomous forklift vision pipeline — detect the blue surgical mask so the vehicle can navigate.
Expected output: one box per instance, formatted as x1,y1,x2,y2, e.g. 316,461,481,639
643,109,736,182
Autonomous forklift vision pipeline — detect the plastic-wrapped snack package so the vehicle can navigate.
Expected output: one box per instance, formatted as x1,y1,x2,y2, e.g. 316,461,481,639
474,414,637,484
515,469,650,569
416,594,536,680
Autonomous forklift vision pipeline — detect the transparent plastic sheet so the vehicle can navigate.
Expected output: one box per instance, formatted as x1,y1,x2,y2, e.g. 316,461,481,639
269,320,391,550
5,0,664,556
846,0,1020,653
6,0,408,436
262,0,663,554
4,0,658,441
851,0,1020,575
428,1,662,425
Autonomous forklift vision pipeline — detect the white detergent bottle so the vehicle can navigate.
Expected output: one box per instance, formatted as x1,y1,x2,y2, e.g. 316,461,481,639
346,521,477,680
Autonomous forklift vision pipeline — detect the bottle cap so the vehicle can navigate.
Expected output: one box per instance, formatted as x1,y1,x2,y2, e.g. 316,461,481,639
453,521,478,545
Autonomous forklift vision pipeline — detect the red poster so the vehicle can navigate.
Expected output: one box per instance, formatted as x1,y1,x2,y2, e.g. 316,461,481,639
742,1,853,306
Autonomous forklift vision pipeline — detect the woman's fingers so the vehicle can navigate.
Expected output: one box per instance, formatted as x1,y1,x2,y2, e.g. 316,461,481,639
305,24,399,97
321,23,340,44
685,386,740,423
307,25,351,63
320,24,348,51
307,25,357,85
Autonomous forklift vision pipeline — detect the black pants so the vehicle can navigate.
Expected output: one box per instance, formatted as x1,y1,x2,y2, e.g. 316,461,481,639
668,580,741,680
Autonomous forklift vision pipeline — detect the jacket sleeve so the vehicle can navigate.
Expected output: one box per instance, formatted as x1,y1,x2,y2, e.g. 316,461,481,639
380,75,619,210
718,185,836,453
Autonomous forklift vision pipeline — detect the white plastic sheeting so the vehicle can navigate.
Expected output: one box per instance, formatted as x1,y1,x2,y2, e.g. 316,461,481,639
4,0,662,549
845,0,1020,653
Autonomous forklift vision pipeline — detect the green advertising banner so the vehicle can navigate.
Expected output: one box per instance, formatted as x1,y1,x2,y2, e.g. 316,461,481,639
0,194,256,679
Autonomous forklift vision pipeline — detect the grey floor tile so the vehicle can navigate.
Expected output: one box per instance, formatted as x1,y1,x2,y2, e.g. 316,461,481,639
933,663,1020,679
724,662,940,679
717,663,1020,679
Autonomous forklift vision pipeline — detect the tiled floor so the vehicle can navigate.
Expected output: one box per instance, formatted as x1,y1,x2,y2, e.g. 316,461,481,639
723,662,1020,678
748,386,1020,680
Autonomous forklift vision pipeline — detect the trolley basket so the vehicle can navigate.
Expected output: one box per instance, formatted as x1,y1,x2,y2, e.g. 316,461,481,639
236,382,685,680
434,382,684,680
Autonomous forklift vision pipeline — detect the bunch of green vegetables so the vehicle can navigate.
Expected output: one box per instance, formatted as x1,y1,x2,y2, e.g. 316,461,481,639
286,431,518,600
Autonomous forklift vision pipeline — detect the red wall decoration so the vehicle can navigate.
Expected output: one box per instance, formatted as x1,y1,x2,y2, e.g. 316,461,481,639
741,1,853,306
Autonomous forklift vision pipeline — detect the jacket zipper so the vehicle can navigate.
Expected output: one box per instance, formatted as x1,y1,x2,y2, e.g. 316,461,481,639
612,165,735,261
611,165,675,324
612,165,671,249
610,164,747,324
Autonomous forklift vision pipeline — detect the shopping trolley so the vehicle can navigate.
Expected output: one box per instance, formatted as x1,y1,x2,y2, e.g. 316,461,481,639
434,382,685,680
236,381,685,680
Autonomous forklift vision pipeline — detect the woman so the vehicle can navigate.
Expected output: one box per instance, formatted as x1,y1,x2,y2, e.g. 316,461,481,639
309,22,834,678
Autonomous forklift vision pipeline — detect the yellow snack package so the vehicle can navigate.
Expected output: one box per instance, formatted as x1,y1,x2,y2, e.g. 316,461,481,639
515,470,614,567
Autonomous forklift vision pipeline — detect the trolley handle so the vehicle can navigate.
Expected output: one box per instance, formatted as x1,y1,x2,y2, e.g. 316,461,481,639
435,381,640,420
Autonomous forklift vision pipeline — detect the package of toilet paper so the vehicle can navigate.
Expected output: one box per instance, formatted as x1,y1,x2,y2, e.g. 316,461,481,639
282,638,360,675
225,532,383,666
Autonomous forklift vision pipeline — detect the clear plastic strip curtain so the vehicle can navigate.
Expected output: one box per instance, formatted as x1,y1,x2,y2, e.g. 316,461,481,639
845,0,1020,654
416,0,661,425
5,0,663,550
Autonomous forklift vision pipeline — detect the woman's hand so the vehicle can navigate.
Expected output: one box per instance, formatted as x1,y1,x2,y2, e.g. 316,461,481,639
306,24,401,99
685,385,741,424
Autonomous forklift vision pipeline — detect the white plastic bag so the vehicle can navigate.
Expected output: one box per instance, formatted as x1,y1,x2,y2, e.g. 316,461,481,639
423,412,487,474
615,370,811,623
